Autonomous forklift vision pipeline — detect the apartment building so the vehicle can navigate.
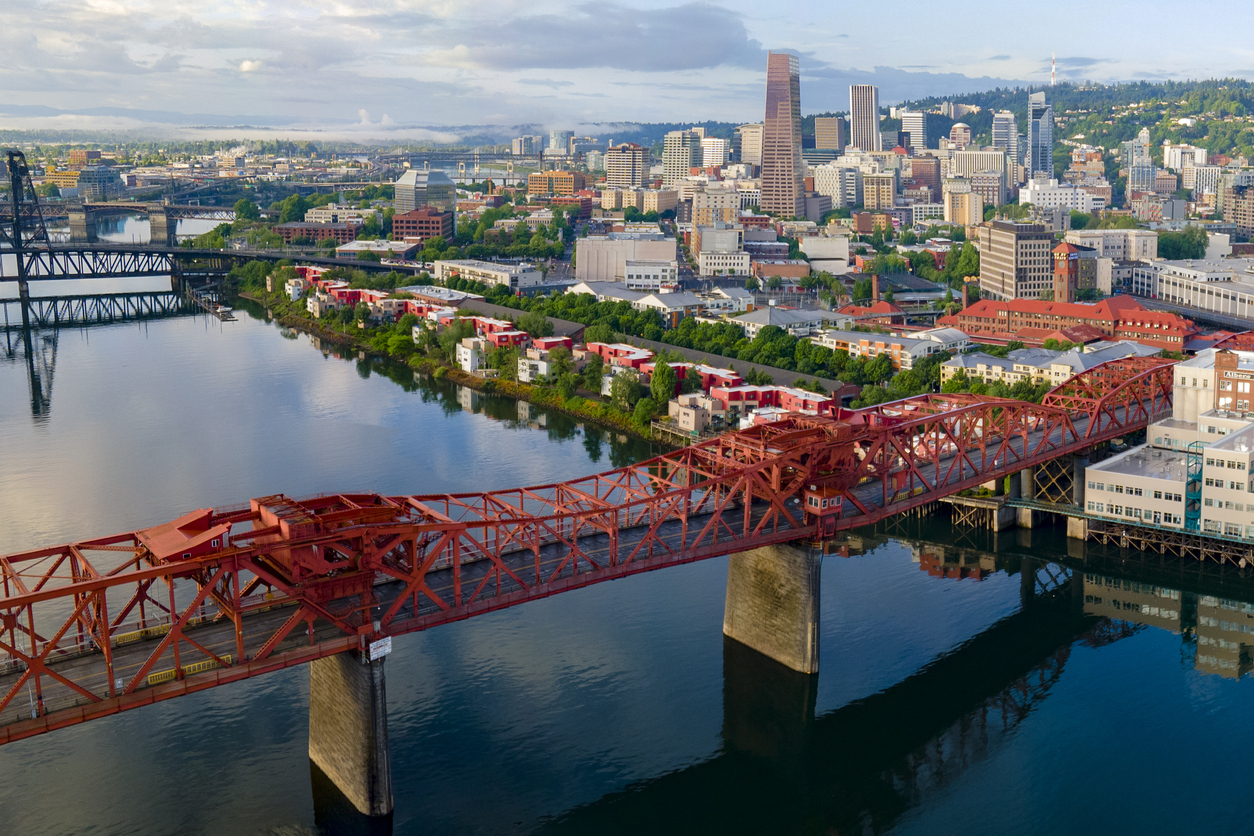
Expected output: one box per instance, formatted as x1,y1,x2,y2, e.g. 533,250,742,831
604,143,648,189
433,259,543,290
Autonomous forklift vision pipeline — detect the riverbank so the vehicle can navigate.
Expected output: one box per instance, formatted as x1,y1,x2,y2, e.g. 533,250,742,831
237,291,666,445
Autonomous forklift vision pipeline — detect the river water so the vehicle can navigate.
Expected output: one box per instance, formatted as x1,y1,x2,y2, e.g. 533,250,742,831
1,303,1253,835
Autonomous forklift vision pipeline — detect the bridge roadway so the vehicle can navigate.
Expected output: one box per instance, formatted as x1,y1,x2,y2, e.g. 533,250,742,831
0,243,399,282
0,403,1114,739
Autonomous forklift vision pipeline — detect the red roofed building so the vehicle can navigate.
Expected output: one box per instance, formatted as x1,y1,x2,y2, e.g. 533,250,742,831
939,295,1197,351
838,300,907,326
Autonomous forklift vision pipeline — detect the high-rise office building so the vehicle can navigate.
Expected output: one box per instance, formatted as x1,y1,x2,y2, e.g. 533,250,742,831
1122,128,1153,169
511,135,544,156
394,170,457,225
948,123,972,149
849,85,882,151
977,221,1056,300
549,130,575,154
701,137,730,168
899,110,927,152
991,110,1017,155
662,130,702,187
604,143,648,189
734,124,764,167
762,52,805,217
1027,92,1054,178
814,116,847,151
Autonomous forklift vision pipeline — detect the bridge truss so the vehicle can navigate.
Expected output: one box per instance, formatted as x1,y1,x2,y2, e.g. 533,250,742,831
2,292,197,329
0,356,1173,743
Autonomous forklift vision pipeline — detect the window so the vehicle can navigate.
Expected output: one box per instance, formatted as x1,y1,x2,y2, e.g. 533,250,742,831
1207,458,1215,466
1087,501,1095,511
1206,478,1215,487
1135,509,1143,518
1154,490,1163,499
1125,506,1134,517
1115,485,1124,494
210,539,220,548
1205,520,1221,533
1096,483,1105,491
1088,480,1096,489
1205,498,1214,507
1226,523,1243,537
1113,505,1123,515
1134,488,1143,497
1096,503,1105,513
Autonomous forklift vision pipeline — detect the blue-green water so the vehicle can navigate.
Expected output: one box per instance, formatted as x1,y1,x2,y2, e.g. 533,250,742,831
1,304,1252,835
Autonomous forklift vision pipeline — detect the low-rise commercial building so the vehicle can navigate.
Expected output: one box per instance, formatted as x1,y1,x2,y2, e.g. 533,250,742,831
391,207,454,241
433,260,543,291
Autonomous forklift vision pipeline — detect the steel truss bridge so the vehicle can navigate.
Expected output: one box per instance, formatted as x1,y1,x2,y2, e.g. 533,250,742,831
2,291,197,330
0,355,1174,744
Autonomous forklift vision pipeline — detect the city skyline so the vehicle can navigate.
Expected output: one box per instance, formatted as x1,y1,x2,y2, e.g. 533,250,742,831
3,0,1254,138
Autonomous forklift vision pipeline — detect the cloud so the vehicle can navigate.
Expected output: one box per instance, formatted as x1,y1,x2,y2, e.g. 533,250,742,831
989,55,1011,61
518,79,575,88
802,65,1029,108
421,3,767,72
1052,56,1110,69
239,59,263,73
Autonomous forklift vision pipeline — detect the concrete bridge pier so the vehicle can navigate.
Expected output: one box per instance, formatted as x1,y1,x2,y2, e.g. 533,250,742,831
1017,466,1042,528
149,208,175,246
723,544,821,674
67,208,96,242
1067,457,1089,540
308,651,393,818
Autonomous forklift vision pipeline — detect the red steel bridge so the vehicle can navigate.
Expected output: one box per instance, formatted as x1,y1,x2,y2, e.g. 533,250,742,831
0,355,1174,744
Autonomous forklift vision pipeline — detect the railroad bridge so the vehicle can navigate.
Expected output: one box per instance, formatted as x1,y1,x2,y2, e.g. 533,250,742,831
0,355,1173,816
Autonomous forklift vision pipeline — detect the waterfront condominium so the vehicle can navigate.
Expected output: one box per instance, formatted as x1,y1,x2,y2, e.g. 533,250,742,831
849,84,882,152
1027,91,1054,179
761,52,805,217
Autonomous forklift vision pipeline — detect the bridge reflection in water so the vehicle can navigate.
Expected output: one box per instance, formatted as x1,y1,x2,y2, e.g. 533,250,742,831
535,519,1254,836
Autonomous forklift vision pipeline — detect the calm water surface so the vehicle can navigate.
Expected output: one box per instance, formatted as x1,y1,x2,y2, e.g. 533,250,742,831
1,304,1253,835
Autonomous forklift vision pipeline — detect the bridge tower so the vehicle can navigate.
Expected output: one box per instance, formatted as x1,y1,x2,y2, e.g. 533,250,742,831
1,149,59,406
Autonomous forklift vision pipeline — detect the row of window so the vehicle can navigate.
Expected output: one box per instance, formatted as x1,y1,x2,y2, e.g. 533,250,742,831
1084,596,1180,619
1218,380,1253,393
1088,481,1144,496
1088,502,1182,524
1201,520,1253,537
1203,478,1253,491
1180,376,1211,388
1085,575,1180,598
1206,457,1248,471
1203,499,1250,511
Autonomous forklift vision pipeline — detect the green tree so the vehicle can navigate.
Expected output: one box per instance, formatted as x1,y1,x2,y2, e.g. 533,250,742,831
744,276,760,291
233,198,261,222
582,353,605,391
548,345,574,378
354,302,371,323
682,366,703,394
518,310,554,337
650,360,678,404
556,372,579,400
632,397,658,426
611,370,642,411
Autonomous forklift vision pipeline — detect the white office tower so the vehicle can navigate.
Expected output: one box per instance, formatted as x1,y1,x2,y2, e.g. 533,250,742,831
849,85,882,151
701,137,730,168
1027,92,1054,178
662,130,702,188
899,110,927,152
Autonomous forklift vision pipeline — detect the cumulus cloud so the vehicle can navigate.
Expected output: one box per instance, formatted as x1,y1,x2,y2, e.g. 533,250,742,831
239,59,263,73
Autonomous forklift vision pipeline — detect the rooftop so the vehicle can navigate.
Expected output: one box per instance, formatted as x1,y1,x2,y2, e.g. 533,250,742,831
1210,423,1254,454
1089,444,1188,482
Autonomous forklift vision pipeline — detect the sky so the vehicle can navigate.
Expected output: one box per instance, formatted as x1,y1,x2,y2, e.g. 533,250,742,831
3,0,1253,141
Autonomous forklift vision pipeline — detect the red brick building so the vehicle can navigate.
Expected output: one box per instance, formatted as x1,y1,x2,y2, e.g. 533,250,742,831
274,222,360,244
838,300,907,326
392,207,454,241
938,295,1198,351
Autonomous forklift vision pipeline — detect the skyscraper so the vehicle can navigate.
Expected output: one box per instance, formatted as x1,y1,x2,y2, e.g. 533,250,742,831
814,116,847,151
762,52,804,217
991,110,1020,182
849,85,882,151
899,110,927,152
662,130,702,187
1027,92,1054,178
